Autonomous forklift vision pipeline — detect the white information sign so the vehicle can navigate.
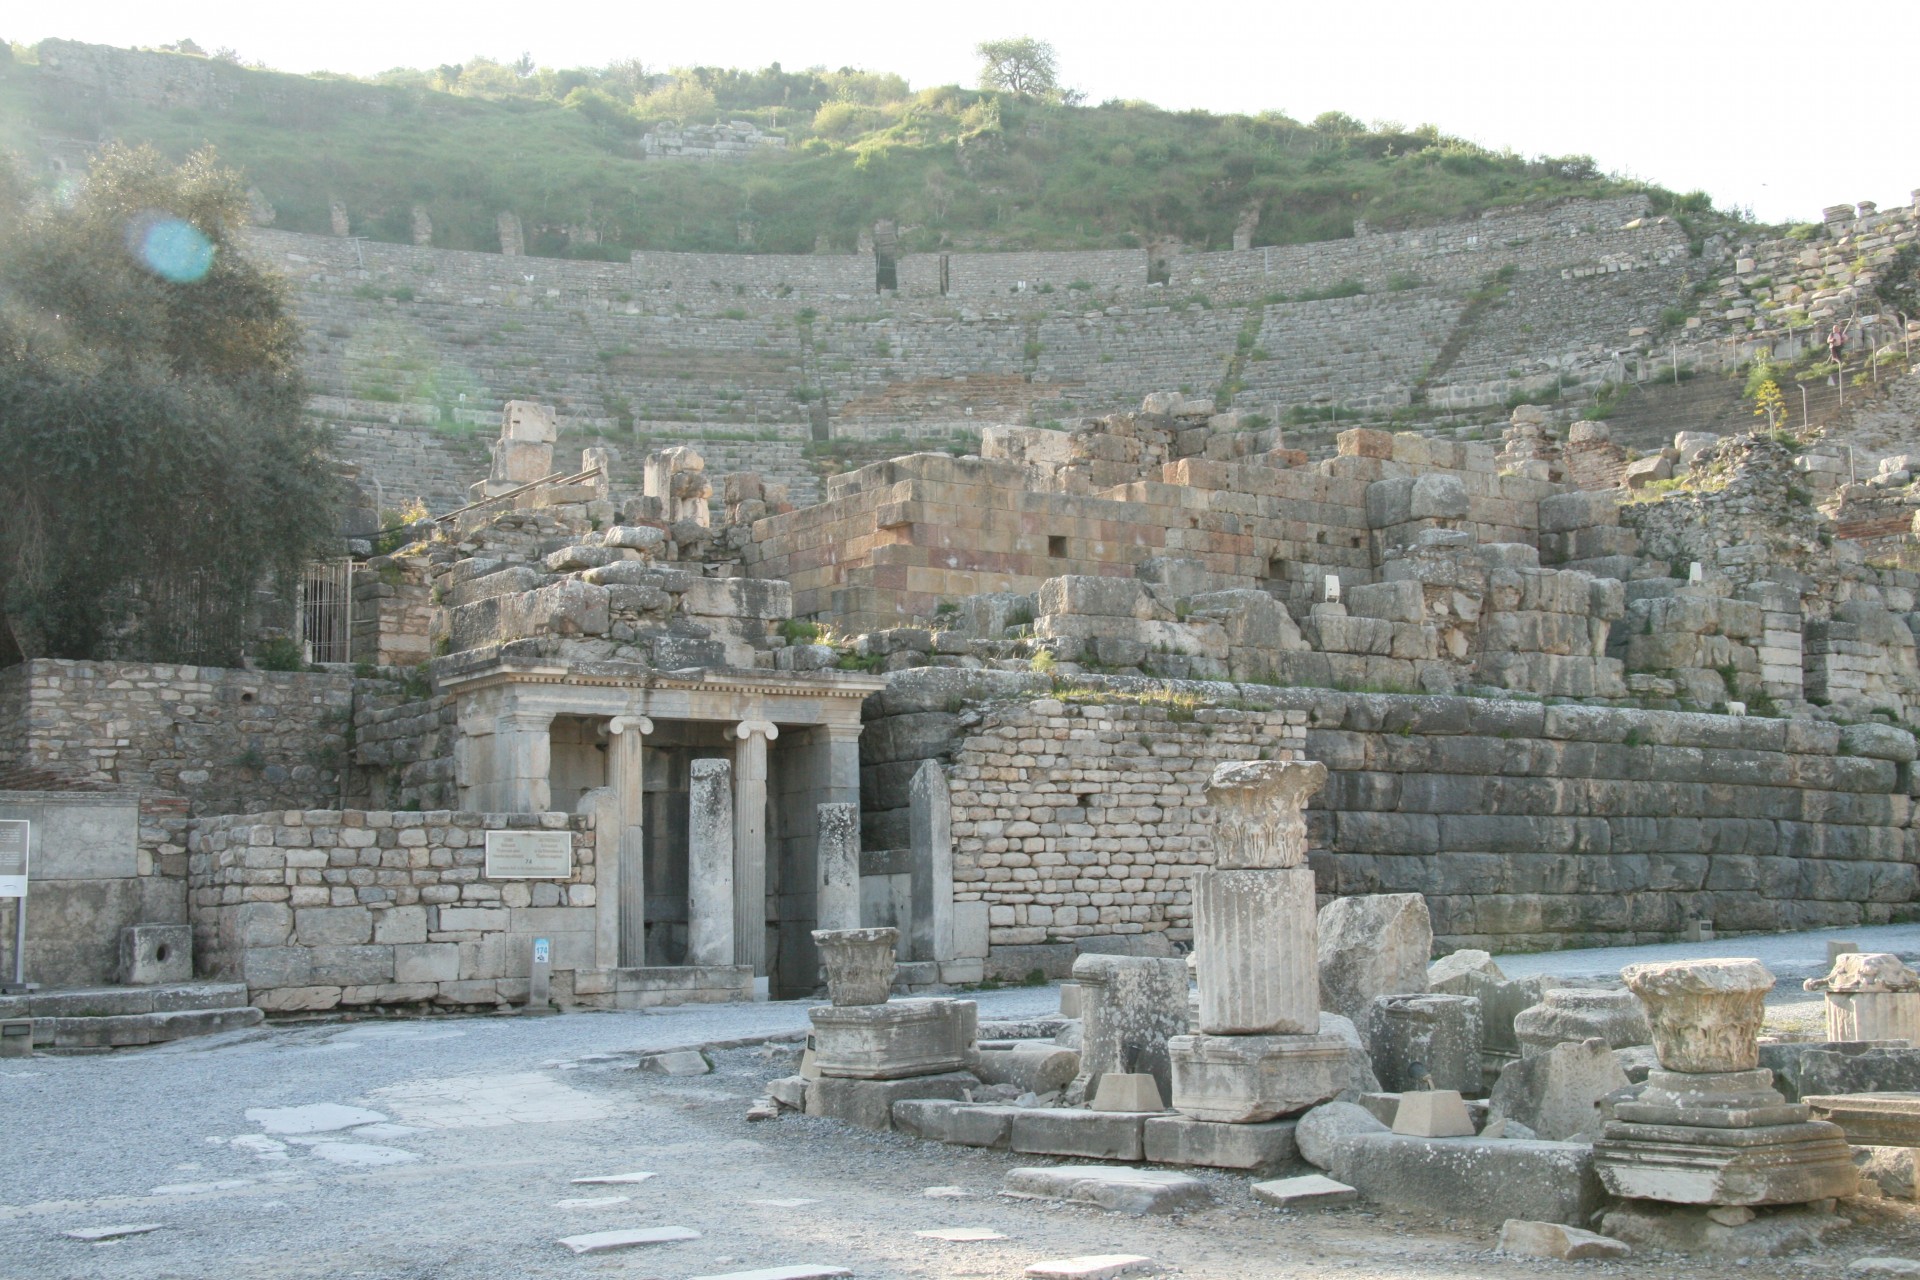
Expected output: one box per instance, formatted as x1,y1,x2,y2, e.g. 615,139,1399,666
0,820,27,899
484,830,573,880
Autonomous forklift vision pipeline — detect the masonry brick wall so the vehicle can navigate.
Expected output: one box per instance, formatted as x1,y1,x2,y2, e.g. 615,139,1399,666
0,660,352,815
189,808,596,1012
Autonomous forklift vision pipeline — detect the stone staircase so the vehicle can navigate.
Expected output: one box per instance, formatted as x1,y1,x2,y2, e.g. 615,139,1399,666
0,981,263,1051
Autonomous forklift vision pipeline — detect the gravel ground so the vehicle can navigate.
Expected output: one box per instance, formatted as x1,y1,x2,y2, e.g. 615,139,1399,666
5,936,1920,1280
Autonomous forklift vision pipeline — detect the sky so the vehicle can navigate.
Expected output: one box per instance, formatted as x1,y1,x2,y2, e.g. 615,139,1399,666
16,1,1917,224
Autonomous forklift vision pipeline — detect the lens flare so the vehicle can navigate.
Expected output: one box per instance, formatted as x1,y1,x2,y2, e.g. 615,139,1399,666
127,214,215,283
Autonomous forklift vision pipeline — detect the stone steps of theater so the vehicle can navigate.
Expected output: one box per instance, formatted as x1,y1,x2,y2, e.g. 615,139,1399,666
0,982,264,1050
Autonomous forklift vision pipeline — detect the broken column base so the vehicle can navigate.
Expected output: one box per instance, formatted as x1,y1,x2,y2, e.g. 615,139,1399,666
1593,1119,1858,1205
1168,1032,1347,1123
808,998,977,1080
803,1070,976,1131
1598,1200,1844,1258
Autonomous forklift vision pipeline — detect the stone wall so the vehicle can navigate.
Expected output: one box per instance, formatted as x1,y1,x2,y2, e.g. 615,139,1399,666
0,660,354,815
864,671,1918,961
188,808,599,1011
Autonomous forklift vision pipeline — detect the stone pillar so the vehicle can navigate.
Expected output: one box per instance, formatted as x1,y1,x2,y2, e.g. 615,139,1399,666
1170,758,1349,1124
733,720,778,975
816,801,861,933
1192,760,1326,1035
823,723,863,803
907,759,952,964
496,709,554,813
609,716,652,968
687,758,735,967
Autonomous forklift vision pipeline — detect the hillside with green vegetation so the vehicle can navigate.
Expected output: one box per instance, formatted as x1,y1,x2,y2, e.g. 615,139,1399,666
0,39,1731,261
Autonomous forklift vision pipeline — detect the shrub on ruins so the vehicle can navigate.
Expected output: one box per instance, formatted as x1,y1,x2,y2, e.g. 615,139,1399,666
0,144,340,664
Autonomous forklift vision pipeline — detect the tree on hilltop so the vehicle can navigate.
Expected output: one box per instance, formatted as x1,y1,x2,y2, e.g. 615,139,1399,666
977,37,1058,99
0,144,340,665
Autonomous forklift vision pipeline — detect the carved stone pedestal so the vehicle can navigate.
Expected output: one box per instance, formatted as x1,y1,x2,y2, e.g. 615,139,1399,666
809,998,978,1081
1593,959,1856,1207
1167,1032,1349,1123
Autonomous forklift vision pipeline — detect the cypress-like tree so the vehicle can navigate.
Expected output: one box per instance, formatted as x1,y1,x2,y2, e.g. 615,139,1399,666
0,144,340,664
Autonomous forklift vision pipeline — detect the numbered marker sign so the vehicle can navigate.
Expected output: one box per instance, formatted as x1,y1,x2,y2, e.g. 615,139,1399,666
0,821,26,898
532,937,551,966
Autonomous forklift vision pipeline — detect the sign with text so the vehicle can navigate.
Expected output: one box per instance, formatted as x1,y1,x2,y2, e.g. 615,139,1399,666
483,829,573,880
0,821,27,898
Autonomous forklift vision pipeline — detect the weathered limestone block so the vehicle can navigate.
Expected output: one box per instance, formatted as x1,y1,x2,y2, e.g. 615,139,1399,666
1296,1100,1389,1169
1069,953,1190,1104
1143,1114,1297,1170
1367,993,1484,1094
1167,1032,1349,1123
815,803,861,935
1623,958,1771,1074
1514,988,1652,1057
1319,894,1431,1047
1326,1134,1607,1226
1489,1038,1629,1140
973,1042,1080,1094
809,998,977,1080
812,928,896,1007
1803,1093,1920,1148
806,1070,975,1130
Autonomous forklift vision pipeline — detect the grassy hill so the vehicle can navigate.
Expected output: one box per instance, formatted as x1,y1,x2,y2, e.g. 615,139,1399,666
1,40,1728,260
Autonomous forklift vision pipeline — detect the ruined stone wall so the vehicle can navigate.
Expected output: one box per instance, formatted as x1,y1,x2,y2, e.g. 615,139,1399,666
0,660,353,815
1168,197,1681,299
188,808,597,1011
865,672,1918,960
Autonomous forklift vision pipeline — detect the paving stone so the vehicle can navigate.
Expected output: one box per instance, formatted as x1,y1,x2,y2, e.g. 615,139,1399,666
636,1049,711,1076
916,1227,1007,1241
556,1225,700,1254
685,1268,852,1280
1024,1256,1157,1279
1009,1107,1148,1160
1496,1219,1631,1260
61,1224,164,1241
570,1171,657,1185
553,1196,628,1209
245,1103,388,1134
1004,1165,1211,1215
1251,1174,1358,1209
1852,1259,1920,1275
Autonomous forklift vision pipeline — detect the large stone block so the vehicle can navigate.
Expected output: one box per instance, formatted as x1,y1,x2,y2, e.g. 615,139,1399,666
119,924,190,985
1327,1133,1607,1226
1319,894,1431,1047
1143,1114,1296,1170
1802,1093,1920,1147
805,1071,975,1131
294,906,372,947
809,998,976,1080
1069,953,1190,1104
1514,988,1652,1057
1010,1108,1148,1160
1594,1118,1857,1206
1489,1038,1628,1140
1168,1032,1348,1123
1368,993,1483,1094
890,1099,1021,1148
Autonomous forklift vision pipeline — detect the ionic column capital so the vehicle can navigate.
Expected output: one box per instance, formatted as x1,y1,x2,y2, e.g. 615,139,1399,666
735,719,779,742
609,715,654,737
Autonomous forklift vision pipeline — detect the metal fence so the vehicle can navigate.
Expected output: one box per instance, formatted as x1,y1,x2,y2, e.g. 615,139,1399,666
300,559,353,665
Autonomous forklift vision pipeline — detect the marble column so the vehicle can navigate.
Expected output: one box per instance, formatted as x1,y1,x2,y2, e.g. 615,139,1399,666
816,801,862,934
496,709,554,813
1171,758,1348,1124
822,722,863,806
687,757,735,967
608,715,652,968
733,720,778,976
1193,759,1327,1035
